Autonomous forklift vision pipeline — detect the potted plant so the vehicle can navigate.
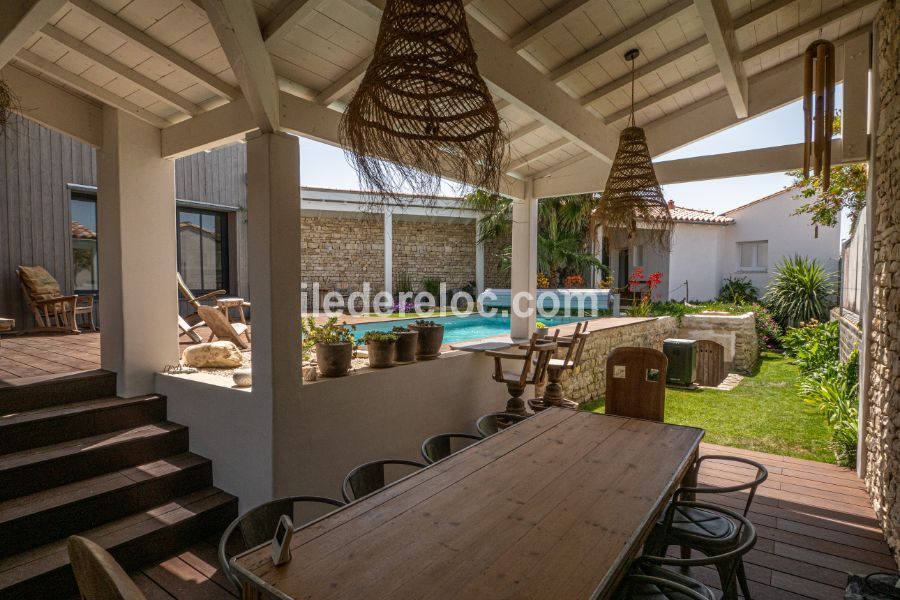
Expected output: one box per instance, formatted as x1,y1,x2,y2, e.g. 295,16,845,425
304,316,355,377
392,326,419,363
535,321,548,339
362,331,397,368
409,319,444,360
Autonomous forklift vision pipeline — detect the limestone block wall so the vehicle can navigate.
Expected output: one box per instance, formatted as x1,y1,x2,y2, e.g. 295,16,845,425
865,0,900,566
393,220,476,289
300,215,384,291
676,312,759,373
832,307,862,362
483,234,511,289
561,317,678,404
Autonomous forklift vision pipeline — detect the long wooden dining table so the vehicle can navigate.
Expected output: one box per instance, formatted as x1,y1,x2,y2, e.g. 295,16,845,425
231,408,704,600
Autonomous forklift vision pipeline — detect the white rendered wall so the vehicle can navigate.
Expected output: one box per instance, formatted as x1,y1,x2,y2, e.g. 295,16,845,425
668,224,726,301
720,188,841,295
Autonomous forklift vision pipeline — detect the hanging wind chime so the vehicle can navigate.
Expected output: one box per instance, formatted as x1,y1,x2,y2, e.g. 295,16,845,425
802,39,836,190
596,48,673,249
339,0,507,207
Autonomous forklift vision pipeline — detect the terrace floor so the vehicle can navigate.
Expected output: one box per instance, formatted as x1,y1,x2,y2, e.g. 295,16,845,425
131,444,893,600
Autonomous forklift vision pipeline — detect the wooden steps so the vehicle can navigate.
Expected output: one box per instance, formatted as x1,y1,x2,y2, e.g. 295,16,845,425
0,372,237,598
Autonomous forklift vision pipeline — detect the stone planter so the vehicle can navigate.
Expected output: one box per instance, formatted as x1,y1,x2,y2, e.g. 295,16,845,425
394,330,418,363
316,342,353,377
534,328,548,339
409,324,444,360
366,339,396,369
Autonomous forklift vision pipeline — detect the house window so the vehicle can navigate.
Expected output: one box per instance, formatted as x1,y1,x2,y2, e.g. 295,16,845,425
71,192,98,293
177,207,229,294
738,241,768,272
633,245,644,268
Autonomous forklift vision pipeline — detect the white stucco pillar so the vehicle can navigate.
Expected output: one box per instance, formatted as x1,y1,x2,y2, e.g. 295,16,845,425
246,131,301,499
383,209,393,294
96,108,178,397
475,217,485,294
510,181,538,340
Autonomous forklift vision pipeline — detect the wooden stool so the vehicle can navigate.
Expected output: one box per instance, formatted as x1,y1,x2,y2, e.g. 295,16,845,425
529,321,590,412
217,297,249,324
486,334,557,416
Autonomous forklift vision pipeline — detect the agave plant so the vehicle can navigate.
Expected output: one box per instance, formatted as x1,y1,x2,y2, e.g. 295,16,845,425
763,256,835,328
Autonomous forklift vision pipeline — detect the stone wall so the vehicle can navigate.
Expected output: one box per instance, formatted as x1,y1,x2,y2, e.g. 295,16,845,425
561,317,678,404
300,215,384,291
393,220,475,289
483,233,511,289
832,307,862,362
865,0,900,566
676,312,759,374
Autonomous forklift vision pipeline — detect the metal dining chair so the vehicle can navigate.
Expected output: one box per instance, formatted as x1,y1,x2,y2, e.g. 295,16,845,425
218,496,345,593
475,412,529,437
421,433,482,464
613,573,713,600
341,459,426,502
643,500,759,600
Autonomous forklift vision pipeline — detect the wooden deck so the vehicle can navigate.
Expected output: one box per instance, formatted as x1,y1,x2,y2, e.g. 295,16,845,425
136,443,894,600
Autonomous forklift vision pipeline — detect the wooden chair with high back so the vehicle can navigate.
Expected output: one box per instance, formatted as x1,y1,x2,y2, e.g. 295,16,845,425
176,271,226,322
485,334,557,416
67,535,146,600
529,321,591,412
17,266,95,333
605,346,668,422
197,305,250,349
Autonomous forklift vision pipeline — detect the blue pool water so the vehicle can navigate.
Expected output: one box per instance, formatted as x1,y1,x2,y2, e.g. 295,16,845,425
351,313,589,345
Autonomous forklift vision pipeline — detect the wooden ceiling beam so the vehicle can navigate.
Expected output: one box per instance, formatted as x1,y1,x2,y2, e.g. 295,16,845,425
695,0,749,118
0,0,66,69
508,138,570,172
508,0,595,52
263,0,328,48
315,56,370,106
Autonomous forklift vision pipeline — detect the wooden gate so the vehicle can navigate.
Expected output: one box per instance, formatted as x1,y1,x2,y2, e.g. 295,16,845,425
696,340,726,387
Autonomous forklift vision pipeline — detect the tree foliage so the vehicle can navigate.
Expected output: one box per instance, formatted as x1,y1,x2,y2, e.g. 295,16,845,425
788,163,868,230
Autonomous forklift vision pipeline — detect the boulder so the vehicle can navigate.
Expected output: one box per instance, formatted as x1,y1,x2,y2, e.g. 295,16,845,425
232,367,252,387
182,341,243,368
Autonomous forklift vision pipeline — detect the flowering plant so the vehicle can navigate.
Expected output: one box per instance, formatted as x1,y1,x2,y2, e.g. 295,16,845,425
627,268,663,317
563,274,585,288
536,273,550,289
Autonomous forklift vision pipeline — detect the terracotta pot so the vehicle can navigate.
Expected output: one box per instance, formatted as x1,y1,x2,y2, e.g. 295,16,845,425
316,342,353,377
409,324,444,359
534,329,548,339
394,330,419,363
366,339,396,368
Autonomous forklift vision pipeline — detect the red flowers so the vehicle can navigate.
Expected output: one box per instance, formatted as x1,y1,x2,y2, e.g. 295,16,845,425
563,274,585,288
628,268,663,293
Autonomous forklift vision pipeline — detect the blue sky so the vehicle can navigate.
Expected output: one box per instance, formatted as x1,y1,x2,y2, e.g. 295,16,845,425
297,85,847,236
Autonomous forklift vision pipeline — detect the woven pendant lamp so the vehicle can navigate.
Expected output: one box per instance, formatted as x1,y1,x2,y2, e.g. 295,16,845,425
0,80,17,135
339,0,507,207
597,49,673,250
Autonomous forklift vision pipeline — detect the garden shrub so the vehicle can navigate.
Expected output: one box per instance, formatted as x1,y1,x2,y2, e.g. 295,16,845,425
763,256,836,328
801,349,859,467
719,276,759,304
781,320,839,373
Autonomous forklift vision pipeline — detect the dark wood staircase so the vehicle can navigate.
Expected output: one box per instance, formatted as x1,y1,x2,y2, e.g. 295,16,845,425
0,370,238,599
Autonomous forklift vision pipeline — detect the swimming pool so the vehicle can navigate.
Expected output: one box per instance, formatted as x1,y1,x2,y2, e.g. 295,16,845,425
351,313,590,345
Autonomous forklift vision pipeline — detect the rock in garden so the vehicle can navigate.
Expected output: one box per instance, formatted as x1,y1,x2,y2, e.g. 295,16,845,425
232,367,252,387
182,342,243,368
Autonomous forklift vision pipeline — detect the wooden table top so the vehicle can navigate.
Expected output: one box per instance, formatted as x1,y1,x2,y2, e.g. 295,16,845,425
232,409,704,600
0,319,14,331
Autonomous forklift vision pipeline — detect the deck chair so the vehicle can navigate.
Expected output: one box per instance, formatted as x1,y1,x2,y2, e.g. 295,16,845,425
67,535,146,600
605,347,668,422
198,305,250,350
17,266,95,333
177,272,226,322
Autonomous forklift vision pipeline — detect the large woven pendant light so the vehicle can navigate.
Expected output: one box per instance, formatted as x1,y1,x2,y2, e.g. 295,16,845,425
339,0,507,207
802,39,836,190
0,80,17,135
597,48,673,250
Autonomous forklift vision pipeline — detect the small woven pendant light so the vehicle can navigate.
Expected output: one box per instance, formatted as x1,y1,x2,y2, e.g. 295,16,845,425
597,49,673,250
340,0,506,207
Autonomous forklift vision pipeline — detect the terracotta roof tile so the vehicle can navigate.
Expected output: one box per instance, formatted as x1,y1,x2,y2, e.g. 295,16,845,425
668,205,734,225
70,220,96,239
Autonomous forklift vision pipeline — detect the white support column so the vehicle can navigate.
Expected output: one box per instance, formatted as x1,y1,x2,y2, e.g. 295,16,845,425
246,131,302,498
475,217,485,295
593,224,604,287
383,209,393,295
510,181,538,341
842,30,870,162
96,108,178,397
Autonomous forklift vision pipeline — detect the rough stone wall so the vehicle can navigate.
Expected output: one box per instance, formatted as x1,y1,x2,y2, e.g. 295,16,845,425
561,317,678,404
300,215,384,291
392,220,476,289
866,0,900,566
483,233,511,289
676,313,759,374
832,307,862,362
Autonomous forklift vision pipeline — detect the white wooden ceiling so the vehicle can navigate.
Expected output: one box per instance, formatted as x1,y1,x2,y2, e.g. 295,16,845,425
5,0,880,183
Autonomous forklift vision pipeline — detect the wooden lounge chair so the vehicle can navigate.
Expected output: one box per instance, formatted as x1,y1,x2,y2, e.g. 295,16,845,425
198,305,250,349
605,346,668,422
67,535,146,600
17,266,95,333
177,271,227,322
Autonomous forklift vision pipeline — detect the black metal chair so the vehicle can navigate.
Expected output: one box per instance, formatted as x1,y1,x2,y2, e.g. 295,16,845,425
341,459,425,502
421,433,482,464
475,412,528,438
613,574,713,600
643,501,758,600
218,495,345,593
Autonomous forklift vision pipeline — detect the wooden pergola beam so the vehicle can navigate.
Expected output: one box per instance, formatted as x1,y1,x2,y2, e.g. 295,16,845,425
263,0,327,48
0,0,66,69
315,56,370,106
508,0,594,52
202,0,280,132
695,0,748,118
508,138,570,172
603,67,719,124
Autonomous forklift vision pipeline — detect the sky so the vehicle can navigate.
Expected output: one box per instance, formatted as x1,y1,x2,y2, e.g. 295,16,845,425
296,85,849,238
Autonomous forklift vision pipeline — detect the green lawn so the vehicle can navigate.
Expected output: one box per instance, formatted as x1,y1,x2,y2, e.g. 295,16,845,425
583,352,835,464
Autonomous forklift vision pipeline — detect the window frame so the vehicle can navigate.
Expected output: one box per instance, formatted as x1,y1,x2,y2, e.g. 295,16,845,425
70,190,100,295
737,240,768,272
176,205,230,295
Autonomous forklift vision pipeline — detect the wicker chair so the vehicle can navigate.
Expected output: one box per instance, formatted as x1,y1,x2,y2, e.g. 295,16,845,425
475,412,529,437
218,496,345,593
421,433,482,464
67,535,146,600
341,459,425,502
